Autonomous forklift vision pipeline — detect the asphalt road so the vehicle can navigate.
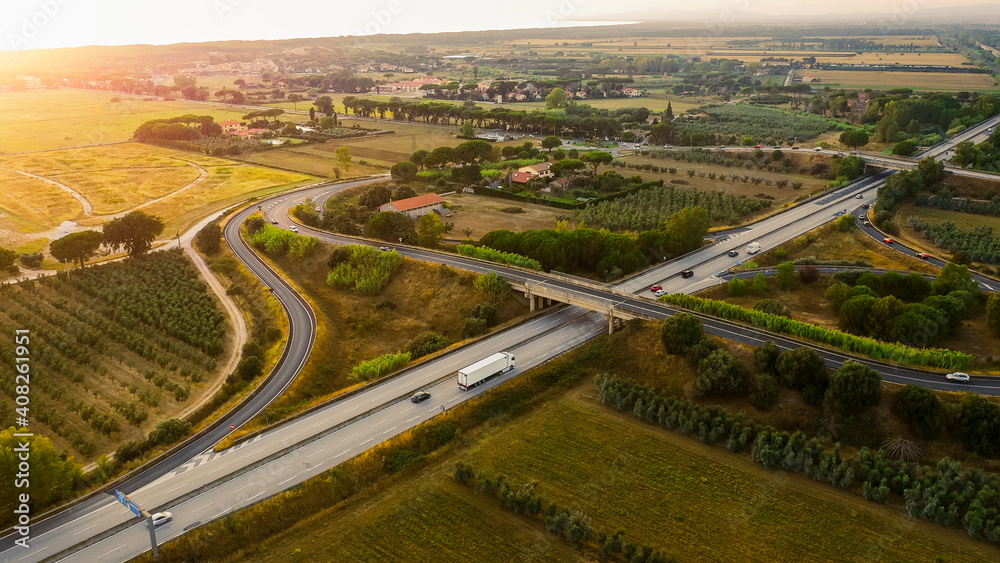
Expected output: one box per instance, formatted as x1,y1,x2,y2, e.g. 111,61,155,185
6,110,1000,563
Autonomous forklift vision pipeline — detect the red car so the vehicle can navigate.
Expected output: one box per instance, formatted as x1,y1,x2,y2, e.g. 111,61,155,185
917,253,931,259
883,238,895,244
650,285,662,292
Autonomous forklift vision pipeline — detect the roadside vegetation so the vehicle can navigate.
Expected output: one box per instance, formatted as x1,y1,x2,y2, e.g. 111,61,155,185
135,317,1000,562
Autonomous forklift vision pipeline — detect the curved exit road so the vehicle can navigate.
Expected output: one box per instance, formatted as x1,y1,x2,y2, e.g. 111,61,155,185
5,114,1000,562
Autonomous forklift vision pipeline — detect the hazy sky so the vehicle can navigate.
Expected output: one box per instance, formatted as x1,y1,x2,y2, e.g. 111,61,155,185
1,0,990,51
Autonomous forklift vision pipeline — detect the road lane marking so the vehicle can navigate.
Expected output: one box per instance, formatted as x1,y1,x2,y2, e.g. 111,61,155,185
307,448,326,458
406,416,420,423
336,449,351,457
360,438,374,445
73,523,98,535
381,426,397,435
192,502,214,513
99,545,126,558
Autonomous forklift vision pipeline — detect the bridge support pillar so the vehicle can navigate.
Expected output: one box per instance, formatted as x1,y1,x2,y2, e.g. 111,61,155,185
607,314,616,335
529,294,535,311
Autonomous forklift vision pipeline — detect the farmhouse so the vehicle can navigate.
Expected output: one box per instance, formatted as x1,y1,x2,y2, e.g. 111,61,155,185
379,193,445,219
219,120,248,133
508,172,535,184
518,162,553,178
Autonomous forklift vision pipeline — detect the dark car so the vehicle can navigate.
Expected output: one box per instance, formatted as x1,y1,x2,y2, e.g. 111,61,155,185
410,391,431,403
680,270,694,278
728,250,739,257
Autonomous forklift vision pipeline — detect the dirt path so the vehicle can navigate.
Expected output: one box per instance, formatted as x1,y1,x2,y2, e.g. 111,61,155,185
80,213,248,473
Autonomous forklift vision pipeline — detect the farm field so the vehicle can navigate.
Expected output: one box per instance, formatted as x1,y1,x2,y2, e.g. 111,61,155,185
800,71,998,91
0,143,315,243
619,154,828,207
0,89,261,153
216,379,998,563
0,250,230,463
890,202,1000,263
441,193,566,238
513,96,702,113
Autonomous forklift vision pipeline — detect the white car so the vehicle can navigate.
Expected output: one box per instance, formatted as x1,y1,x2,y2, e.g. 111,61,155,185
814,147,823,152
151,512,172,526
654,289,667,297
946,372,971,383
289,225,298,233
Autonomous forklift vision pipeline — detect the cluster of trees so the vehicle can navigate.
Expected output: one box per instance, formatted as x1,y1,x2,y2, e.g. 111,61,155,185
325,244,403,296
661,313,880,412
403,332,450,360
244,219,321,261
575,183,771,231
49,210,164,269
661,294,973,370
0,428,83,528
480,206,709,278
133,115,221,142
951,131,1000,172
910,218,1000,264
115,418,192,465
825,267,977,346
71,249,226,355
868,92,1000,144
453,461,676,562
872,157,947,235
916,191,1000,218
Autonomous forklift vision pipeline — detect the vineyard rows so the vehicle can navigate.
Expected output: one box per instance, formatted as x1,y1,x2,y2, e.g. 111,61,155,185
575,184,770,231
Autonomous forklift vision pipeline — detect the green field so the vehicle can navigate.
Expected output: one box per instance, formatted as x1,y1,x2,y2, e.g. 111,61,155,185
229,381,998,563
0,89,269,153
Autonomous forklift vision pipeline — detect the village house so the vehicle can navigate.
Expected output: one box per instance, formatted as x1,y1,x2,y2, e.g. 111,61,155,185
218,120,248,134
518,162,553,178
379,193,445,219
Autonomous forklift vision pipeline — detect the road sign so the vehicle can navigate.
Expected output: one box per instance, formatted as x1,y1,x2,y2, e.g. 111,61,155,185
128,500,142,518
115,490,127,507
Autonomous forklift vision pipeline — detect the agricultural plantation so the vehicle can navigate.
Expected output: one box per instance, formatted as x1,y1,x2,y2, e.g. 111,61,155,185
0,250,228,463
666,104,839,145
575,184,771,231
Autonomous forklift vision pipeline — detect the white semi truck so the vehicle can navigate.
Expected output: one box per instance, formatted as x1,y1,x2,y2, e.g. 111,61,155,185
457,352,515,390
746,241,761,255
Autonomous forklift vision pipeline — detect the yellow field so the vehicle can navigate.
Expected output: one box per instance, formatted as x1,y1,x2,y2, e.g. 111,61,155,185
0,143,316,242
0,89,264,153
801,71,998,91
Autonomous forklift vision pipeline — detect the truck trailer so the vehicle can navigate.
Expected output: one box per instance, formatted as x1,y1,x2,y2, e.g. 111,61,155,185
746,241,761,255
457,352,515,390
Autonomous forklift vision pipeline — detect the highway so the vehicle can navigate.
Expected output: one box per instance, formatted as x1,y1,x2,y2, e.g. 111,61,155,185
5,111,1000,563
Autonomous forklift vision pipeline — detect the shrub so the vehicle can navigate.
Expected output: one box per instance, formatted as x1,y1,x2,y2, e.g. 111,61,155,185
661,313,704,355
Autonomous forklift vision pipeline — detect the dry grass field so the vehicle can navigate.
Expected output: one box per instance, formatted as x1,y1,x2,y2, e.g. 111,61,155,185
0,89,258,153
0,143,315,246
441,193,566,238
801,71,997,91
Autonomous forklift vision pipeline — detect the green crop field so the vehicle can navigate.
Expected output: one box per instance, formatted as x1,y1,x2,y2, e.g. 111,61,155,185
0,89,265,153
226,382,998,563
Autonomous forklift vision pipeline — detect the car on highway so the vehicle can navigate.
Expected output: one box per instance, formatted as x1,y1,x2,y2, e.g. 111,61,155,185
946,372,971,383
773,146,782,150
289,225,298,233
791,146,799,150
663,144,673,148
151,512,172,526
728,250,739,257
813,147,823,152
718,145,726,149
271,219,278,224
855,194,864,199
379,246,390,251
650,284,662,292
863,220,870,226
410,391,431,403
754,145,761,149
654,289,668,297
862,203,870,209
680,269,694,278
883,237,894,244
917,253,931,259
